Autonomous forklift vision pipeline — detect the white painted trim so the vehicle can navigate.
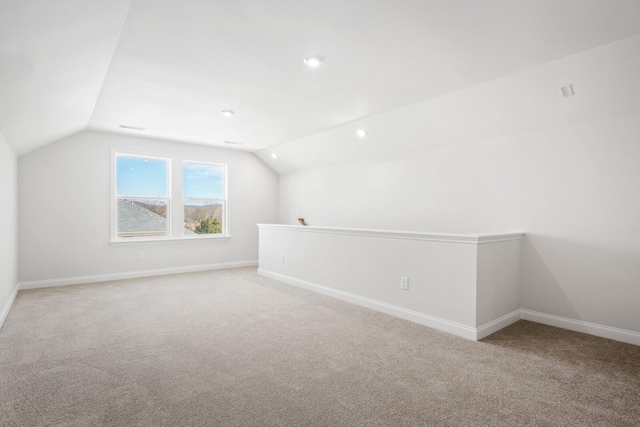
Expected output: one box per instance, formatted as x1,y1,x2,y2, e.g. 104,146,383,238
0,284,19,331
476,234,526,245
256,269,640,346
521,309,640,347
18,260,258,290
258,269,477,340
257,224,523,245
476,310,522,340
112,150,173,242
182,160,228,237
109,235,231,245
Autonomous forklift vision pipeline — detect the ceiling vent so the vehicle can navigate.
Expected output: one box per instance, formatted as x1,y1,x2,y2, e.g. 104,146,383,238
119,124,145,130
560,85,575,98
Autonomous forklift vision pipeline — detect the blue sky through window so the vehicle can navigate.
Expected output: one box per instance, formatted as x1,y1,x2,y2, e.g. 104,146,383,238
116,156,167,197
183,163,224,199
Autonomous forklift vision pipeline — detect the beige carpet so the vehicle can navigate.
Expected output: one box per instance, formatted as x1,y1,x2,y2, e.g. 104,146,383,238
0,267,638,426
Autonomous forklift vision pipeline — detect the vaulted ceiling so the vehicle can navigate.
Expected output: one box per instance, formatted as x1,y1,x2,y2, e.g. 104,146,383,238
2,0,640,158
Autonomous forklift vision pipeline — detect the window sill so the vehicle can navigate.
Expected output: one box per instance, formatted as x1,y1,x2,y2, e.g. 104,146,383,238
110,235,231,245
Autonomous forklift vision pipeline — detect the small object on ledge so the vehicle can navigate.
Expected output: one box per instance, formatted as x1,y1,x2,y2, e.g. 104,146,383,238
297,218,307,226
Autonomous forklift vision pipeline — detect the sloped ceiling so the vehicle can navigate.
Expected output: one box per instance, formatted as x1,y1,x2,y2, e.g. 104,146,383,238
1,0,640,157
257,34,640,173
0,0,133,155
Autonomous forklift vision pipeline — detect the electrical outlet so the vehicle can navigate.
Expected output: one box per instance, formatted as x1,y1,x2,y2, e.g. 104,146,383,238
280,254,285,263
138,251,145,260
400,276,409,290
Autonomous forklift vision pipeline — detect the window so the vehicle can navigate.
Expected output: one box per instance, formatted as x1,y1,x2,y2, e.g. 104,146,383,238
115,155,170,239
183,162,226,236
112,152,228,242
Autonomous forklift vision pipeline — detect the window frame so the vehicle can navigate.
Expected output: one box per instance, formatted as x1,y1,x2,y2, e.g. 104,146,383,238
112,152,171,242
110,150,230,243
181,160,228,239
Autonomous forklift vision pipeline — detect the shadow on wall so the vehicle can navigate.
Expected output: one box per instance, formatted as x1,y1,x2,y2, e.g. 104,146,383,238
520,234,580,321
520,234,640,331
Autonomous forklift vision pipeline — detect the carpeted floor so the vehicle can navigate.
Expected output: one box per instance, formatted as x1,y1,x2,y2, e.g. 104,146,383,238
0,267,638,426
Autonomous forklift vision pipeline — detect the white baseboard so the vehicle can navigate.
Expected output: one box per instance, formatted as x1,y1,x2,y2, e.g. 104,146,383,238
18,260,258,291
476,309,521,340
0,284,19,331
258,269,477,341
258,270,640,346
521,309,640,347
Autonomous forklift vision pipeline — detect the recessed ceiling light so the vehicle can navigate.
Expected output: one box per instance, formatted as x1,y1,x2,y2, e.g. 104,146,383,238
220,110,234,117
355,128,368,138
224,141,244,145
271,153,279,159
119,124,145,131
304,56,323,68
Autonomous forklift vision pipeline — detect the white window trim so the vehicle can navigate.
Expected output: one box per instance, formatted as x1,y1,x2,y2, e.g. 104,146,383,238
181,160,228,239
110,150,230,243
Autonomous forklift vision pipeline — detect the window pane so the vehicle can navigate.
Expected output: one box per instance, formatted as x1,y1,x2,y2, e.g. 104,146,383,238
183,163,224,199
117,156,168,197
118,199,168,237
184,201,223,235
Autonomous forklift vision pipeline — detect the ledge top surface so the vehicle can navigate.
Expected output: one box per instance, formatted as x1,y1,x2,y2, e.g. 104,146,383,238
257,224,524,244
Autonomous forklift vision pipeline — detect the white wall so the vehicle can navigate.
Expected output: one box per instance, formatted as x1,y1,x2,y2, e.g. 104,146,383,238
279,113,640,334
0,132,18,327
476,240,522,328
18,130,278,284
259,225,479,328
258,225,523,340
272,35,640,338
